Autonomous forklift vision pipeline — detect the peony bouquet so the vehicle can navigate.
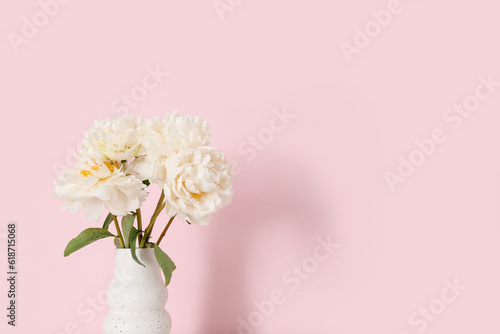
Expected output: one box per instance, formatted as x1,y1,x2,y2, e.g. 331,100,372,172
53,113,234,285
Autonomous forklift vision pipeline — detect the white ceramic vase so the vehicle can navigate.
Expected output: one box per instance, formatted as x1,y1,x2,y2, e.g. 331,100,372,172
103,249,171,334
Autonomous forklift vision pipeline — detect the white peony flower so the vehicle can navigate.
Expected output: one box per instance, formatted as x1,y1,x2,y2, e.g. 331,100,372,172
161,112,211,151
162,146,233,225
131,112,211,184
128,117,165,181
53,160,148,221
82,114,143,162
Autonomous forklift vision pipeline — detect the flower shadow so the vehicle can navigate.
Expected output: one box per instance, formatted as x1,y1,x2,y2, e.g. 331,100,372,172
198,155,334,333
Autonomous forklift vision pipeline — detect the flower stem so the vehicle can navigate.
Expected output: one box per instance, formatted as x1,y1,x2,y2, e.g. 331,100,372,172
140,190,165,248
113,215,125,248
136,208,143,245
156,215,176,246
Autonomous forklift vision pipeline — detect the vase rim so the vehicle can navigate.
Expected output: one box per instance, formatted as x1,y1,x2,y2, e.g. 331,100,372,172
114,248,154,252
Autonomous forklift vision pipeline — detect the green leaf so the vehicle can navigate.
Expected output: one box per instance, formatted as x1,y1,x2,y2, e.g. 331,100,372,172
114,237,123,248
64,228,116,257
142,180,150,187
154,244,176,286
121,214,136,248
102,213,113,230
129,228,145,267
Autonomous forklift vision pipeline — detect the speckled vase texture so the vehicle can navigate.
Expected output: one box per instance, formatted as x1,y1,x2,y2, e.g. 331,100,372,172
103,249,171,334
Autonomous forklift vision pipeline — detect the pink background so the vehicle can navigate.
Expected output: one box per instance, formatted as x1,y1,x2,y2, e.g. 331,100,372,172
2,0,500,333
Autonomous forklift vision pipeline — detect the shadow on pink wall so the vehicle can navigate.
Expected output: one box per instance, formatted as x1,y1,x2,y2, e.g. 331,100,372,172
198,155,335,333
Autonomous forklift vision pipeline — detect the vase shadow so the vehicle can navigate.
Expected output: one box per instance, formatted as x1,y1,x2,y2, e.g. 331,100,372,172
198,154,335,334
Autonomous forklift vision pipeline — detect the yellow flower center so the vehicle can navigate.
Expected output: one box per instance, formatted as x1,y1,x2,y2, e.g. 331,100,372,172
104,161,118,173
191,192,203,199
80,162,119,177
183,181,203,199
